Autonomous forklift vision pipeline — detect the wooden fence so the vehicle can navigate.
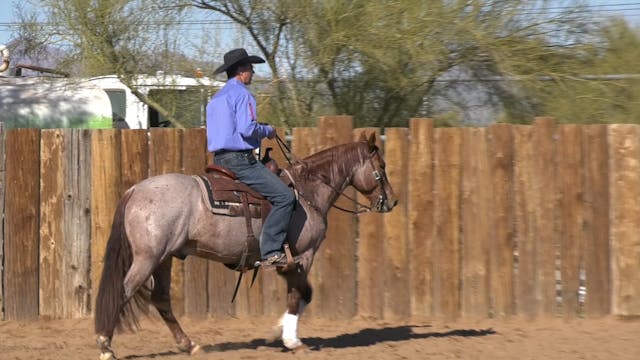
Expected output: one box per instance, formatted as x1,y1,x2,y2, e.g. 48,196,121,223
1,117,639,321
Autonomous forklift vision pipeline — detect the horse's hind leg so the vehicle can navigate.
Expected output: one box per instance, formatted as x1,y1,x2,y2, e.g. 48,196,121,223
97,257,157,360
151,258,201,355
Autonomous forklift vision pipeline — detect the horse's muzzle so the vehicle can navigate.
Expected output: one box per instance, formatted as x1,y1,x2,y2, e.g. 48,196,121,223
375,196,397,213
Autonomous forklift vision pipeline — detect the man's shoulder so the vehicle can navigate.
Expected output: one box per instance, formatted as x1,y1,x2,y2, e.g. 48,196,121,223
223,82,252,100
214,81,245,97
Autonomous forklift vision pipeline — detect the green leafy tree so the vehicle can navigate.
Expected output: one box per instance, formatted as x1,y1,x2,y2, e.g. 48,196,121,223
537,18,640,124
193,0,608,127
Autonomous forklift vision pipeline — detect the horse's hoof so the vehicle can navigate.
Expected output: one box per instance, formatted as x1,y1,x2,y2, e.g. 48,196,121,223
189,343,202,356
283,338,304,350
178,340,200,355
99,351,116,360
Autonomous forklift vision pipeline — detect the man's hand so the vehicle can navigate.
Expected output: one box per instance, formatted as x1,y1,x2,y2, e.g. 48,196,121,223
267,126,276,139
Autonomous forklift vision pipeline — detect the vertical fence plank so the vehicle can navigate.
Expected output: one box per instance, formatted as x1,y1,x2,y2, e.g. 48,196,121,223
315,116,356,318
120,129,149,193
207,263,237,318
64,129,92,318
149,128,184,316
354,128,384,319
40,129,92,319
4,128,40,320
487,124,515,317
557,125,585,318
461,127,491,318
205,136,237,319
407,119,434,319
582,125,610,316
40,130,65,319
286,127,317,318
608,125,640,315
231,127,289,318
257,127,290,318
91,129,122,308
118,129,150,317
532,118,558,317
432,127,462,319
382,128,410,320
182,128,209,318
0,123,4,319
512,125,537,317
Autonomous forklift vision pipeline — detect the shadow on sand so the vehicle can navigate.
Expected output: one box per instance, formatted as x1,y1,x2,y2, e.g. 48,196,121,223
122,325,496,358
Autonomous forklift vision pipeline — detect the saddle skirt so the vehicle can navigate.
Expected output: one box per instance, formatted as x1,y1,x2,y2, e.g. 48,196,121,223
194,165,272,220
194,163,295,220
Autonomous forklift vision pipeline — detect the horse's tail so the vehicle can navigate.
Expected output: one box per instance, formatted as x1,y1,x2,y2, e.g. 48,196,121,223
94,189,150,336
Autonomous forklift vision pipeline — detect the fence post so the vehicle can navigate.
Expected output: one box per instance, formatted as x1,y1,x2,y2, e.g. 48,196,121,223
407,119,434,319
582,125,610,316
557,124,585,318
354,127,384,319
532,117,558,317
487,124,515,317
609,124,640,316
182,128,209,318
286,127,317,317
461,127,491,318
149,128,185,316
4,128,40,320
315,116,356,318
40,129,68,319
382,127,410,320
91,129,122,313
432,127,462,319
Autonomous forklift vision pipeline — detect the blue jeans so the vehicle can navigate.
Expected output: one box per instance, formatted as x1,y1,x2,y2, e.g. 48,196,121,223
213,151,295,259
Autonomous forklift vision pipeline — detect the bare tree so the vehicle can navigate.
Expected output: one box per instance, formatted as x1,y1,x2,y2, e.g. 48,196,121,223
15,0,206,127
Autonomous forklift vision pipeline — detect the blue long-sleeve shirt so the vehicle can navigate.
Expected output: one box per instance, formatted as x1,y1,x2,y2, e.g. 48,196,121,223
206,78,274,153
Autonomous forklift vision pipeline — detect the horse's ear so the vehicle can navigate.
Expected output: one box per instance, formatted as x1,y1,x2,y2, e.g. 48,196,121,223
368,132,377,151
358,132,368,141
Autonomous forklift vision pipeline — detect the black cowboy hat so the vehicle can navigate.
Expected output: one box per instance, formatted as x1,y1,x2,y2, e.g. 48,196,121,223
213,48,265,75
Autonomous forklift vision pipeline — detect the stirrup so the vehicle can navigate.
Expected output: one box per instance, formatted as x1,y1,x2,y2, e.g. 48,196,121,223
256,244,296,271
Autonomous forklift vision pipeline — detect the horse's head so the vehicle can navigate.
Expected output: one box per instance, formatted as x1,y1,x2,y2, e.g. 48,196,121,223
352,132,398,213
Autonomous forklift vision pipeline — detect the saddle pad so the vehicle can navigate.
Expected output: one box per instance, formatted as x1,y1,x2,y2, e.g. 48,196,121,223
193,175,264,218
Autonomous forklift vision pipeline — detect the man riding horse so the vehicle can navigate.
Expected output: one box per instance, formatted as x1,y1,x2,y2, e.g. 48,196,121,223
206,48,295,268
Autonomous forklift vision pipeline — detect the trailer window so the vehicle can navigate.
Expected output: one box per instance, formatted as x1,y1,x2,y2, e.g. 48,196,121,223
148,88,210,128
105,89,128,128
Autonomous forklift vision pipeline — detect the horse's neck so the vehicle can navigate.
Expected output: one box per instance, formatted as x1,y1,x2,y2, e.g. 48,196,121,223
290,160,353,215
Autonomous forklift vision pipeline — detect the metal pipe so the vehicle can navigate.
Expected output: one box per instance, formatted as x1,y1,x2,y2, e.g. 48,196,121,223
0,44,10,72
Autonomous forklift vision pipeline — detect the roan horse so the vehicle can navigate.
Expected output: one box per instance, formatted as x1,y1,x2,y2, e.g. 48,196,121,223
94,132,397,359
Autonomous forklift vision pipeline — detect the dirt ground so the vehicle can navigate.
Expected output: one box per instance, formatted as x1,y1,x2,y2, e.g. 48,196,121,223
0,314,638,359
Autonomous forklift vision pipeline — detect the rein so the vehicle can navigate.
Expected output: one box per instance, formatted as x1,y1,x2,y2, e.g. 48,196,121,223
275,134,294,165
273,134,386,215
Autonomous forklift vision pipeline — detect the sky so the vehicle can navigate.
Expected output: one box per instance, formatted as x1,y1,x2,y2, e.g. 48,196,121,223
2,1,640,49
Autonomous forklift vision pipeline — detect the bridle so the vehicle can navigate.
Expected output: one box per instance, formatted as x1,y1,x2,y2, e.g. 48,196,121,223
275,134,388,215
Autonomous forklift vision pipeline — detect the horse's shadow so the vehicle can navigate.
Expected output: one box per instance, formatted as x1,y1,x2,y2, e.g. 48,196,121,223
122,325,496,358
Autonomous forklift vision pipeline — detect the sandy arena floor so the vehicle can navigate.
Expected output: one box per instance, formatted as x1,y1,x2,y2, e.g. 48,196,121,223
0,315,638,359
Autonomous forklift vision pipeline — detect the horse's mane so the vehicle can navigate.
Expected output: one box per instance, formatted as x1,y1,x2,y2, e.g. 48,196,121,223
289,140,374,184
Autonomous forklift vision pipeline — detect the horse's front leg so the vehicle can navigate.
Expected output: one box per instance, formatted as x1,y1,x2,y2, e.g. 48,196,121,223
272,267,312,350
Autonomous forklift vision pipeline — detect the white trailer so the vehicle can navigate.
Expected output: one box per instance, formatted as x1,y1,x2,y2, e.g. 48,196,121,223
0,76,114,129
1,66,224,129
86,74,224,129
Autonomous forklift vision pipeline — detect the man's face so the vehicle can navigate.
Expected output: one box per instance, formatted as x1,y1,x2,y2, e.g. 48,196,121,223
237,63,254,85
